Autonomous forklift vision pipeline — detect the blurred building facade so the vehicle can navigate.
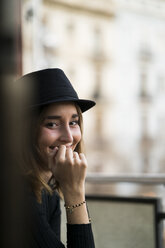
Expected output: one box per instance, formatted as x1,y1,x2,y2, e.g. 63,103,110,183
22,0,165,182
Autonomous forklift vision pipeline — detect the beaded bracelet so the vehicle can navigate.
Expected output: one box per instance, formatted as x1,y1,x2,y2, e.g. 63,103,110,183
64,200,86,214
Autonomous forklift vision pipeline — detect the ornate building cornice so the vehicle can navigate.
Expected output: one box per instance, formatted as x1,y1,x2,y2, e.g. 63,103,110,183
44,0,114,18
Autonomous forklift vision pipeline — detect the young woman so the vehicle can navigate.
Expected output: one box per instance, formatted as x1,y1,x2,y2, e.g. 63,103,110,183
18,68,96,248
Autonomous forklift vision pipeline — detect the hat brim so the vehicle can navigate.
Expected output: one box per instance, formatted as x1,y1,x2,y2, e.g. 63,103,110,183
30,98,96,113
74,99,96,112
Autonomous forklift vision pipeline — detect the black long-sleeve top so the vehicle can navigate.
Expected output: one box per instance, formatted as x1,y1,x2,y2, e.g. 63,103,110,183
29,190,95,248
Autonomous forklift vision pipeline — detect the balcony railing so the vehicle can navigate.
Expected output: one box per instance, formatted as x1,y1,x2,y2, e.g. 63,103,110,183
86,173,165,185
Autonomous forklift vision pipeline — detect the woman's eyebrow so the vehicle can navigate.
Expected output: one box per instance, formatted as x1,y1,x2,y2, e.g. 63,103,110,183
45,115,61,120
44,114,79,120
72,114,79,118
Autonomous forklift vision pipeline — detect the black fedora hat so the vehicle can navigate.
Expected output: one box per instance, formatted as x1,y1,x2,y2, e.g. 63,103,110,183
17,68,96,113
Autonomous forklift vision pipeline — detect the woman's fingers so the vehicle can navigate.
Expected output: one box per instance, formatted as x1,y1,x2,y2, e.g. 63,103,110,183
47,147,58,169
55,145,66,162
66,147,74,163
48,145,88,174
48,146,87,169
79,153,88,167
73,151,81,163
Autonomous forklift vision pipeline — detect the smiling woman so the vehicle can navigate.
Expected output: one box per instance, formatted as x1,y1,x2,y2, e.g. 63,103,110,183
38,102,82,186
17,68,96,248
39,102,82,155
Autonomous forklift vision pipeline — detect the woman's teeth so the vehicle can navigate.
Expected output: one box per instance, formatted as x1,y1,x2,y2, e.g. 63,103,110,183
49,145,73,150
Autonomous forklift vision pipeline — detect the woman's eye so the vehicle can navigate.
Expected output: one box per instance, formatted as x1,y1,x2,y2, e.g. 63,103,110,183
45,122,58,128
70,120,79,126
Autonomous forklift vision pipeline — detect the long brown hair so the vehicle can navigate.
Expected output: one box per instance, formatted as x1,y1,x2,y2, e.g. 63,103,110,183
22,103,84,202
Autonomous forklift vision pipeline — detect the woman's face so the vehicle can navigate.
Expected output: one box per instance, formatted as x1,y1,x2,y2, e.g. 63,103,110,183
38,102,82,161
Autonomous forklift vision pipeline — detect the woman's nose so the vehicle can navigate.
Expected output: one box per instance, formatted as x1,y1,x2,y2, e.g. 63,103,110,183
59,125,73,144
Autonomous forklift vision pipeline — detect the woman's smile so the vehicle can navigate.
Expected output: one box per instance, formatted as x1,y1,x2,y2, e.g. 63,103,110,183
38,102,82,159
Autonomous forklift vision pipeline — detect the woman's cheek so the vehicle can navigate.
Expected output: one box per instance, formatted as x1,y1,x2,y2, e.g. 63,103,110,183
74,127,81,142
74,128,82,147
38,128,57,152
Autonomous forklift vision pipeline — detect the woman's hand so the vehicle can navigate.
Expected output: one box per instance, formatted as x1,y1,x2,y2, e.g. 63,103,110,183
48,145,87,203
48,145,90,224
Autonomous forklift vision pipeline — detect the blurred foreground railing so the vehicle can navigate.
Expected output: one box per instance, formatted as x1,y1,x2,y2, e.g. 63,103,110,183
86,173,165,185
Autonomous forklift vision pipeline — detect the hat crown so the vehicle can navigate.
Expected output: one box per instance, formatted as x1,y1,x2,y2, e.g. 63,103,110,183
36,68,78,104
17,68,96,112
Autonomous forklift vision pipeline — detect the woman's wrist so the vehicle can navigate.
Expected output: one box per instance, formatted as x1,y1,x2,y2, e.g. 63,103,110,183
64,199,90,224
63,191,85,206
64,200,86,213
63,187,85,205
